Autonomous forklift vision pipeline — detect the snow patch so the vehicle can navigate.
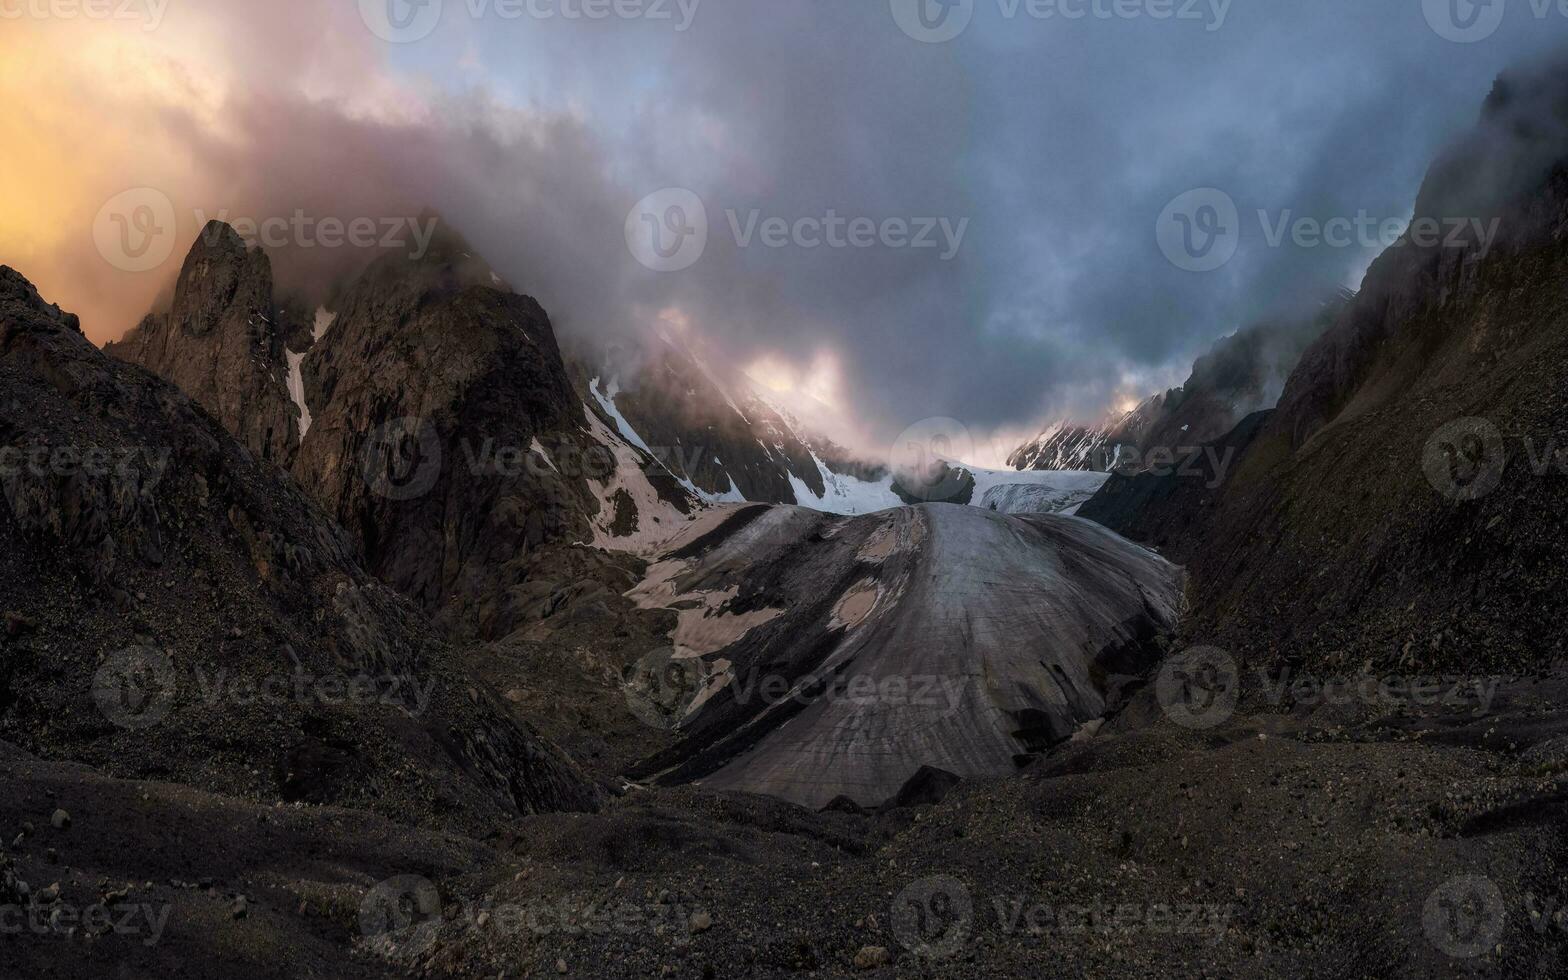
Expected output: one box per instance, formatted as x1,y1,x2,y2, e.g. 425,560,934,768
581,403,696,554
286,350,312,439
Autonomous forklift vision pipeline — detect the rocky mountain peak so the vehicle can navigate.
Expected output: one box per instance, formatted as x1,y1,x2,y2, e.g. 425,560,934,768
106,221,299,467
0,265,82,337
169,221,271,338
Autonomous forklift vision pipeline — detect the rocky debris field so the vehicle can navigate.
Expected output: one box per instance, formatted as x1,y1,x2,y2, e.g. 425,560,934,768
3,660,1566,978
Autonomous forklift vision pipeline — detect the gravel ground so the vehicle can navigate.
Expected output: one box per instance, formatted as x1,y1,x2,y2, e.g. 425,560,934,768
6,663,1565,978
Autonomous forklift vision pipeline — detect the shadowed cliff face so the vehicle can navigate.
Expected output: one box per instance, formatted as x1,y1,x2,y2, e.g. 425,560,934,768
1009,294,1349,476
289,229,603,635
624,503,1183,810
106,222,301,468
1082,60,1568,674
569,341,833,506
106,222,697,641
0,265,600,830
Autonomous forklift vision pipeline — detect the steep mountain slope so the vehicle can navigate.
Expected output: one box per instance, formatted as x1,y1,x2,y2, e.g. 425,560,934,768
574,341,829,505
624,503,1183,809
110,223,698,639
105,222,302,467
289,228,644,636
1010,294,1349,474
1085,61,1568,672
577,337,1112,519
0,265,599,831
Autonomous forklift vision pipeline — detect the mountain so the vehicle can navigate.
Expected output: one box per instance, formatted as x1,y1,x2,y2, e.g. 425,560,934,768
623,502,1183,809
1006,417,1134,472
0,264,598,831
1082,61,1568,673
104,222,303,468
111,222,698,641
1009,293,1351,474
575,336,1112,519
576,340,828,504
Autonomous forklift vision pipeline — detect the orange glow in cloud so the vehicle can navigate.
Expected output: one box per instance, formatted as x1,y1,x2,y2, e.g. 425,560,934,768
743,350,843,411
0,4,419,344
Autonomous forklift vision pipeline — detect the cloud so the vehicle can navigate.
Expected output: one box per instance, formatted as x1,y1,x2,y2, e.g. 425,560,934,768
1,1,1563,457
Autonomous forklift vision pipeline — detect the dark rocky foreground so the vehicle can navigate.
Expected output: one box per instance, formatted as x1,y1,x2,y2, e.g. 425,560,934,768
4,667,1567,978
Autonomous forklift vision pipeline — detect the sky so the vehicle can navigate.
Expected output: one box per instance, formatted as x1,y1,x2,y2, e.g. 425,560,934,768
1,0,1563,462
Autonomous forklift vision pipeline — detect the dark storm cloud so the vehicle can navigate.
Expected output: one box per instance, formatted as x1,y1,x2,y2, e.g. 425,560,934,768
510,0,1561,443
31,0,1565,453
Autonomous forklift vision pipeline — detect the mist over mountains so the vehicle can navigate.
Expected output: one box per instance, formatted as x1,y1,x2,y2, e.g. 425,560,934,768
10,8,1568,979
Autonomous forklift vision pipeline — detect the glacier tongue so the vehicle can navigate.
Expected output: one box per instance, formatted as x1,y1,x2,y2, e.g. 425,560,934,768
627,503,1183,810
